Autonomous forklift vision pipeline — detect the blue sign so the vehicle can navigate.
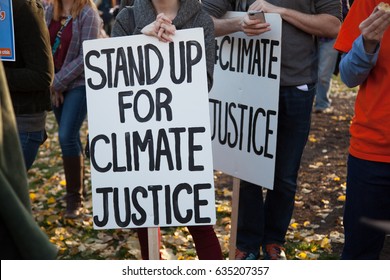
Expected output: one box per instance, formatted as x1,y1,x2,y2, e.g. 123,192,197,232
0,0,15,61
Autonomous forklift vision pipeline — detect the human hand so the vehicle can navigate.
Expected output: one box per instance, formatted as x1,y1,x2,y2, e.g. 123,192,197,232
51,89,64,108
249,0,284,14
141,13,176,43
359,4,390,53
240,12,271,36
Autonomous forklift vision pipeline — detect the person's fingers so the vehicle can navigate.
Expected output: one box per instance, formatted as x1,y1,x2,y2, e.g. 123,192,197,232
156,13,172,24
160,23,176,35
157,27,165,39
158,29,173,42
360,10,390,41
243,26,271,36
241,15,271,36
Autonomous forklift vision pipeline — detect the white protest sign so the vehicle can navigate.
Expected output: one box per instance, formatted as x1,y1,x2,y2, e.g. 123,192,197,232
83,28,215,229
209,12,282,190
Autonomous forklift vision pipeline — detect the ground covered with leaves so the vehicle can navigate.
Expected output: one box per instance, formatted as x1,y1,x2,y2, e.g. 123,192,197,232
27,77,387,260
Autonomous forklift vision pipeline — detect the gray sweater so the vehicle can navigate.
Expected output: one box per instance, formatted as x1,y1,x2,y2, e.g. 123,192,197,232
112,0,215,91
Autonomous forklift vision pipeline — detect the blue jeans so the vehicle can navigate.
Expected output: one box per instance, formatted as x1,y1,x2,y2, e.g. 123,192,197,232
315,39,338,110
236,84,315,254
19,130,46,170
342,155,390,260
53,86,87,157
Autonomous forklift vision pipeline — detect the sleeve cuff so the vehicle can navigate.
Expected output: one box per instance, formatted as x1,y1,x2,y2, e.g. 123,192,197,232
353,35,379,66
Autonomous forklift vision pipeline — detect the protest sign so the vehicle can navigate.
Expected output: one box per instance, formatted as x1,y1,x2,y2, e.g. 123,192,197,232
0,0,15,61
83,28,215,230
209,12,282,190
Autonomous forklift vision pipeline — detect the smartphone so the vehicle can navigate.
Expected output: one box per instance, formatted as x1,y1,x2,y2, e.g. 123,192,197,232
248,10,266,23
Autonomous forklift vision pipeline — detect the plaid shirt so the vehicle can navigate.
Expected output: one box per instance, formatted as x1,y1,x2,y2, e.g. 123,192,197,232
45,4,100,93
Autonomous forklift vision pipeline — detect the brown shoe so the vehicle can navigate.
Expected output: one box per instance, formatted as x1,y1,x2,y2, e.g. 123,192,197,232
263,244,287,260
64,201,82,219
235,248,259,260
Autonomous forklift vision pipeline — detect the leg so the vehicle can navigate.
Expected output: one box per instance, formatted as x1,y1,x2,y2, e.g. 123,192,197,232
315,39,339,111
54,87,86,158
264,85,315,246
53,86,87,218
236,180,264,256
18,130,46,170
342,155,390,259
187,225,223,260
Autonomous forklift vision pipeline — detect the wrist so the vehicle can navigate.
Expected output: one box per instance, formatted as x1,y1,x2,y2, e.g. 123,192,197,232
362,37,380,54
278,7,288,19
237,16,245,32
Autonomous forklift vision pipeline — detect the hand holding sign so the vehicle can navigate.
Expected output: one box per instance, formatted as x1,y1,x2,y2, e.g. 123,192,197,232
241,11,270,36
83,28,215,229
141,13,177,43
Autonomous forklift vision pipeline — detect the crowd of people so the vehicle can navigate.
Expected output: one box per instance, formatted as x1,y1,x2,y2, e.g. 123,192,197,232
1,0,389,260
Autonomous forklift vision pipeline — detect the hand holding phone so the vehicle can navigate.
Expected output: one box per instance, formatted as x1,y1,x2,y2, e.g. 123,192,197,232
248,10,266,23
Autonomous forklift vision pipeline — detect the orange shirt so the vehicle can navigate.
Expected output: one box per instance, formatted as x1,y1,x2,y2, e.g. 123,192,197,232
334,0,390,163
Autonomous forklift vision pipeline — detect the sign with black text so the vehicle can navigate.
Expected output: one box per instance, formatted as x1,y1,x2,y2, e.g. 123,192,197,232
209,12,282,190
83,28,215,229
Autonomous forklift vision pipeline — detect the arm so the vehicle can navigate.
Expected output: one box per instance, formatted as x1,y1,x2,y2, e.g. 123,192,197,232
212,16,241,37
249,0,341,38
202,15,216,92
211,15,270,37
5,1,53,92
339,35,379,88
339,7,390,88
53,7,100,92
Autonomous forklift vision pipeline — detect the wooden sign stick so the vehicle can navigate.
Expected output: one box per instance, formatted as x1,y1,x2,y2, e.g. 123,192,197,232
148,227,160,260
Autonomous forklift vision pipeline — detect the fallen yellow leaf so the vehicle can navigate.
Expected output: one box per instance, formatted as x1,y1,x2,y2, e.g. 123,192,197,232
29,193,36,201
60,180,66,186
47,197,56,204
296,251,307,260
337,195,346,202
290,222,299,229
320,237,330,249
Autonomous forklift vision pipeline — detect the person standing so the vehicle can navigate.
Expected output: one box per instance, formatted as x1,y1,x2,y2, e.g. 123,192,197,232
45,0,100,219
315,0,350,113
0,60,57,260
3,0,54,171
95,0,116,35
111,0,222,260
202,0,342,259
334,0,390,259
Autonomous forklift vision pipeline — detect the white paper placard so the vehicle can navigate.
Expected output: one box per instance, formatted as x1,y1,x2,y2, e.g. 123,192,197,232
83,28,215,229
209,12,282,190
